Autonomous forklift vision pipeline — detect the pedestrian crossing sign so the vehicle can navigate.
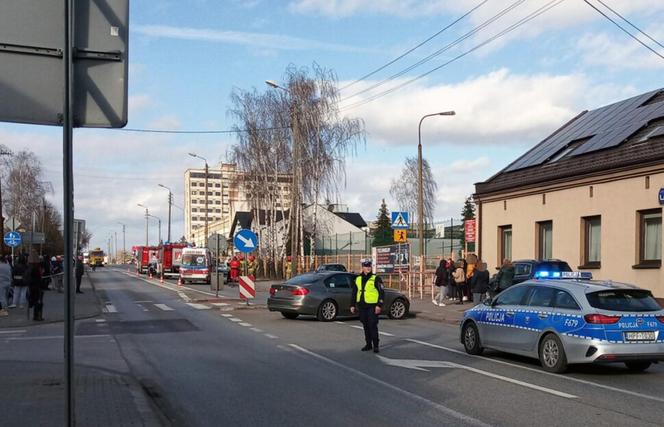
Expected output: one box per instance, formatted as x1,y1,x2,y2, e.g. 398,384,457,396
391,211,409,229
394,229,407,243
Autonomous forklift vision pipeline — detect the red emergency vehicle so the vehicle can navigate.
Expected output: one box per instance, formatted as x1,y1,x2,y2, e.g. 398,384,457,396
159,243,188,277
135,246,159,274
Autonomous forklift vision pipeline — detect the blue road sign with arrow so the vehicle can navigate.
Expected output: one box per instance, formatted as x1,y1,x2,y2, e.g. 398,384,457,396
234,229,258,253
391,212,409,229
3,231,22,248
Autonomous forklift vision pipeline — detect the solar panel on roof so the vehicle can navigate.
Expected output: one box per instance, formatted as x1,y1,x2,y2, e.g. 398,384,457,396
504,89,664,172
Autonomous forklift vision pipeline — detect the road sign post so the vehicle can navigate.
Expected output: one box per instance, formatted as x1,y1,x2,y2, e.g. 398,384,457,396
239,276,256,305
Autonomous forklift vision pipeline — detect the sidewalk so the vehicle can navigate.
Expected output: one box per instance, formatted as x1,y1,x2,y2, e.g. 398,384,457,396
0,274,100,329
408,297,471,325
2,361,162,426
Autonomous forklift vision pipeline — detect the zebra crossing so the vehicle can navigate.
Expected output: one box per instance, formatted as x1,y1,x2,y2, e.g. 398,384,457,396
101,301,216,314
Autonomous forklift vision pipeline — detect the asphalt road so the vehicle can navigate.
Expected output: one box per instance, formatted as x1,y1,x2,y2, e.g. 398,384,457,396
8,268,664,427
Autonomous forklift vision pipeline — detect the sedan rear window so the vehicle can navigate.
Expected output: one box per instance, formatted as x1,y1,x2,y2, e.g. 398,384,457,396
287,274,318,285
586,290,662,312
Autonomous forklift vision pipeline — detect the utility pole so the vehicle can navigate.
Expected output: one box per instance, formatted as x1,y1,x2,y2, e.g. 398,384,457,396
114,231,118,264
138,204,149,246
158,184,172,242
118,222,126,263
418,111,455,289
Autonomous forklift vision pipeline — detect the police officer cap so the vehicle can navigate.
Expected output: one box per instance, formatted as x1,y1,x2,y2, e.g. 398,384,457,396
361,259,372,267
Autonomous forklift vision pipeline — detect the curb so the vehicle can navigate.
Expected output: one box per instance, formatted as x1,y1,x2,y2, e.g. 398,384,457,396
411,310,463,326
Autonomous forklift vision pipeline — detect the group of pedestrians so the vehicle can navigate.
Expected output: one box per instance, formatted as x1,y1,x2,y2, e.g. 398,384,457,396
0,253,83,320
433,257,514,307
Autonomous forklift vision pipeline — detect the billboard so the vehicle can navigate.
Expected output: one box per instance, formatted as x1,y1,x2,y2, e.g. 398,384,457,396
373,243,410,274
464,219,476,243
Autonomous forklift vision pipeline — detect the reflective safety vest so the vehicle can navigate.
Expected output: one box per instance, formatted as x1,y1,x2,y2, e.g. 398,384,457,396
355,275,379,304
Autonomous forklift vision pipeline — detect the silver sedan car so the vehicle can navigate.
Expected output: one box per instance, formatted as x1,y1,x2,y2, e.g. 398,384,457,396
268,272,410,321
460,277,664,373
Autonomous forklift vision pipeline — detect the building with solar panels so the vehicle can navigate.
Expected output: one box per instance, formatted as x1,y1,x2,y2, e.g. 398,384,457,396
474,88,664,300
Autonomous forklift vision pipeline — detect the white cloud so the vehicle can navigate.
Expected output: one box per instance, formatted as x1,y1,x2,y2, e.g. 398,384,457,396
576,30,664,70
133,24,374,53
449,156,490,173
342,69,622,147
147,115,181,130
128,94,153,115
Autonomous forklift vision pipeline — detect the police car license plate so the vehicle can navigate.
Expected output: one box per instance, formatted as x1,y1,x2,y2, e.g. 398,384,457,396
624,331,656,342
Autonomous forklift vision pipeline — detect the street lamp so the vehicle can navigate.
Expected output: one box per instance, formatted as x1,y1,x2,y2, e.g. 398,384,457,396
266,79,299,276
137,203,149,246
189,153,209,247
158,184,173,243
418,111,455,288
118,222,126,263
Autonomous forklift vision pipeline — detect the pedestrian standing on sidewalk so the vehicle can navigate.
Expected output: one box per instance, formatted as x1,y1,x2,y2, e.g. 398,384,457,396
0,255,13,316
452,261,467,305
350,259,385,353
493,258,515,296
26,254,44,321
75,255,85,294
446,258,456,301
433,259,448,306
10,256,28,308
470,262,490,304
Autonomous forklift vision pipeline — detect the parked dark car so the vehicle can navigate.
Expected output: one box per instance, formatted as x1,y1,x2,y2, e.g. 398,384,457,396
315,263,347,273
268,272,409,321
511,259,573,285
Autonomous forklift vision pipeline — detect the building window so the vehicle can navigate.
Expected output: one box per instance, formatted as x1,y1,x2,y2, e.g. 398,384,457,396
192,208,198,212
636,209,662,267
646,176,650,189
582,216,601,268
537,221,553,259
215,192,221,196
499,225,512,263
215,183,221,188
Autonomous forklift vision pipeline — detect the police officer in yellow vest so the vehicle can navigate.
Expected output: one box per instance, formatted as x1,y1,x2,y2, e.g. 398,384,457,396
350,259,385,353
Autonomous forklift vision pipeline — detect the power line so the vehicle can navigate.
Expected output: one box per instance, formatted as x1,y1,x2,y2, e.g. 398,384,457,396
340,0,489,92
592,0,664,50
341,0,565,112
112,126,289,134
341,0,526,102
583,0,664,60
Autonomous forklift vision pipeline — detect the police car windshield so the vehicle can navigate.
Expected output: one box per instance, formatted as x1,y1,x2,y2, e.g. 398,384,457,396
586,290,662,312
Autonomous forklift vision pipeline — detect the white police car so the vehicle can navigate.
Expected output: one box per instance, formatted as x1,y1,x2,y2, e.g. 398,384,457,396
460,272,664,373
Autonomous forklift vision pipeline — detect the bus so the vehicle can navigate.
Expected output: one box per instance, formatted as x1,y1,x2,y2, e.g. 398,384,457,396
89,248,105,267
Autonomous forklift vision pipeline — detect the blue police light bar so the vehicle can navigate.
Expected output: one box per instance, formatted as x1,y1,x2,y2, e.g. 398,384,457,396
534,271,592,280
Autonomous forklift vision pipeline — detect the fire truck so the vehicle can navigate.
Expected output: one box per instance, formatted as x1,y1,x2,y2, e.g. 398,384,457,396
159,243,188,277
135,246,159,274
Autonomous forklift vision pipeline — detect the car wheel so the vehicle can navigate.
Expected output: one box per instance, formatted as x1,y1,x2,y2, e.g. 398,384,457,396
625,361,651,372
317,299,338,322
281,312,299,320
388,298,408,320
539,334,568,373
462,322,483,355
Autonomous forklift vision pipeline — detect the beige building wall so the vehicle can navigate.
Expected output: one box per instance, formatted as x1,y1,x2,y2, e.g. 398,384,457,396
478,166,664,298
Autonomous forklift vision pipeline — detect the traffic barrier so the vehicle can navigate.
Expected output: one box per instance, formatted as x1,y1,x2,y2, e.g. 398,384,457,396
239,276,255,302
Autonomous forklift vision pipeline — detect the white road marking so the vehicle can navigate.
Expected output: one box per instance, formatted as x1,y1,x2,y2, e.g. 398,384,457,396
211,302,230,307
103,304,118,313
289,344,490,427
229,318,242,322
95,319,106,323
334,321,345,325
186,303,211,310
221,313,234,318
250,328,264,333
265,334,279,339
133,300,152,303
407,339,664,404
350,325,363,330
346,323,394,337
239,322,252,327
0,329,27,334
154,304,175,311
135,304,149,312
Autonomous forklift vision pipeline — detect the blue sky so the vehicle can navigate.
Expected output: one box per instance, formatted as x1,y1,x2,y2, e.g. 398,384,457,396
1,0,663,250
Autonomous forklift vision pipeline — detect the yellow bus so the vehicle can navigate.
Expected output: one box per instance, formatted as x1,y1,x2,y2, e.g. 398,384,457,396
89,248,105,267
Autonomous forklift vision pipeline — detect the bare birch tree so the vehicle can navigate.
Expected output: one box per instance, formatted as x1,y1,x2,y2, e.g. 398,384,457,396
389,157,438,228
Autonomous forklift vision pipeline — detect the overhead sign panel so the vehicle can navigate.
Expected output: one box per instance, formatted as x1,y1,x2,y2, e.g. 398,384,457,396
391,211,409,229
0,0,129,127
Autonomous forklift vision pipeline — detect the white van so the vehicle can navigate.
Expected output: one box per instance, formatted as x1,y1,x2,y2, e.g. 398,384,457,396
179,247,212,284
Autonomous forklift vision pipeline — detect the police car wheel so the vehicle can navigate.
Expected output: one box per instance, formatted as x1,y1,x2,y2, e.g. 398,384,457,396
462,322,483,355
624,361,651,372
317,300,338,322
539,334,568,373
388,299,408,320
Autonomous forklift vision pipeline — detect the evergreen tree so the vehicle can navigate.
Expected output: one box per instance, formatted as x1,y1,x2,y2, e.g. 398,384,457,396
460,196,476,251
372,199,394,247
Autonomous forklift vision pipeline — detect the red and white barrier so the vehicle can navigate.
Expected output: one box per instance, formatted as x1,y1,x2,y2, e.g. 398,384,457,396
239,276,255,301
